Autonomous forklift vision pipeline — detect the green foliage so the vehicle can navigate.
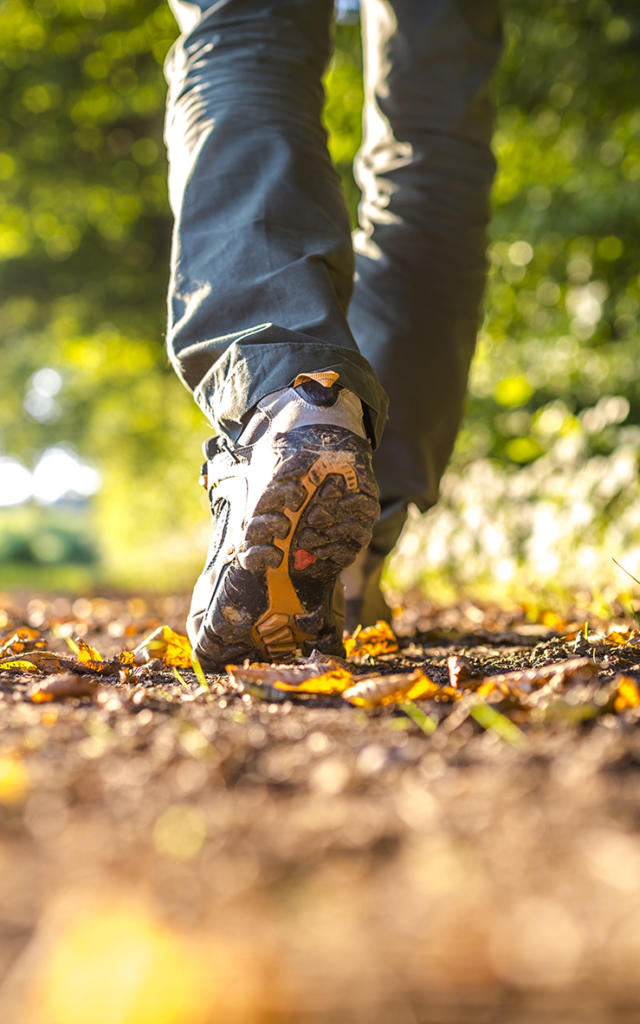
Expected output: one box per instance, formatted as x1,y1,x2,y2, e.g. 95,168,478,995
0,0,207,580
0,503,96,565
1,0,639,588
471,0,640,470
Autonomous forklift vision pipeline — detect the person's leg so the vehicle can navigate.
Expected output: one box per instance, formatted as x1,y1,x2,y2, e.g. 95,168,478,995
164,0,387,444
348,0,502,556
164,0,383,664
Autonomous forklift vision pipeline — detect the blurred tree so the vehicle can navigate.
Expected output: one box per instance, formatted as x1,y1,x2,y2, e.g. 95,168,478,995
471,0,640,468
0,0,639,583
0,0,205,581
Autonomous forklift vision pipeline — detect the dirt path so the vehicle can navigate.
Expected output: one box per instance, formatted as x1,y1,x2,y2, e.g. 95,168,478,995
1,592,640,1022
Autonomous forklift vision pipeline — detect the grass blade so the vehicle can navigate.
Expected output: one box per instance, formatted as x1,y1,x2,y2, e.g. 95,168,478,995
400,702,438,735
470,703,526,747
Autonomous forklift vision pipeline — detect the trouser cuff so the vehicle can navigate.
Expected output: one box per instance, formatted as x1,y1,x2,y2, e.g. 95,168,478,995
188,335,389,449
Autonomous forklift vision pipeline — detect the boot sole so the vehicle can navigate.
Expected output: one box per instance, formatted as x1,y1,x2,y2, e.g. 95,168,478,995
195,425,379,669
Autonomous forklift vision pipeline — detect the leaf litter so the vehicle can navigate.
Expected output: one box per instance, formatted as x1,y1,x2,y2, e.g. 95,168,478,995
0,611,637,727
2,591,640,1019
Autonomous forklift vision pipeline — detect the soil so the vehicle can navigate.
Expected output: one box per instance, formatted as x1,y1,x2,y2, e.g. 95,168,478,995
1,590,640,1023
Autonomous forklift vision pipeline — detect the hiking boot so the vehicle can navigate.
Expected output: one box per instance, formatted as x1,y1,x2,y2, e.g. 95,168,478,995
187,376,380,669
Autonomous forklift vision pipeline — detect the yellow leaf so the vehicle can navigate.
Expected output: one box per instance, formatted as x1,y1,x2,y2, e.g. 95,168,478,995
65,637,107,672
0,651,76,674
134,626,193,668
607,630,640,647
343,669,456,709
30,690,55,703
76,637,104,664
0,627,45,657
344,620,399,659
614,675,640,712
226,660,352,700
541,611,567,631
274,667,354,694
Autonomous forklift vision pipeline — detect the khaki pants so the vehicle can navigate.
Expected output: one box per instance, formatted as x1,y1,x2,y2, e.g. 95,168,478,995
165,0,502,552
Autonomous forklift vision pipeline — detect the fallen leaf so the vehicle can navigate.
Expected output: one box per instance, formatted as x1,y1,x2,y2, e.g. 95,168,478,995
540,610,568,631
447,655,476,688
614,675,640,712
0,651,79,674
472,657,598,697
66,636,108,672
30,673,101,702
306,649,350,669
607,630,640,647
344,621,399,659
0,627,45,658
76,637,105,666
227,661,354,700
275,668,354,695
343,669,446,709
134,626,193,668
117,649,136,681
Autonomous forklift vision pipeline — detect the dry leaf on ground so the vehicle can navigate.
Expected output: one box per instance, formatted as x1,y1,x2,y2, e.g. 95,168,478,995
0,651,80,674
344,621,399,660
69,637,108,672
30,673,102,702
614,674,640,712
0,628,46,658
227,661,354,700
447,655,477,688
606,630,640,647
343,669,455,709
134,625,193,668
472,657,598,700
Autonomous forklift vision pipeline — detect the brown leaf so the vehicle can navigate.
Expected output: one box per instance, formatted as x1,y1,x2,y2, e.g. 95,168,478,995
472,657,598,698
447,655,476,688
344,621,399,660
30,673,101,702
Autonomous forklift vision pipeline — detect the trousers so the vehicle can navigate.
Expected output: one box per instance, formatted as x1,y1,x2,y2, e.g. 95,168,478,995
164,0,502,552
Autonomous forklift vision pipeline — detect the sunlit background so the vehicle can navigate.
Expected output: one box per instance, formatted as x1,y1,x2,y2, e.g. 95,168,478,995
1,0,639,602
